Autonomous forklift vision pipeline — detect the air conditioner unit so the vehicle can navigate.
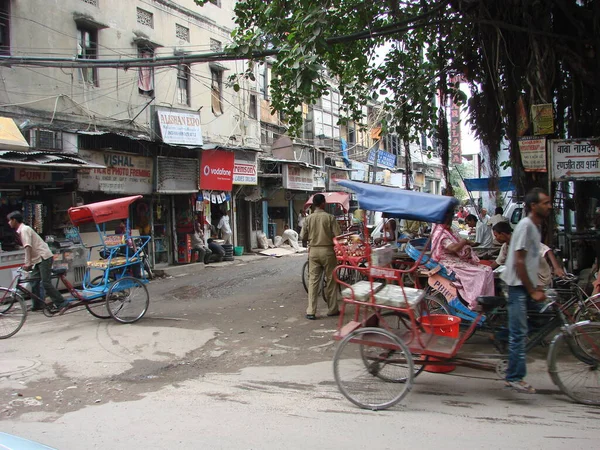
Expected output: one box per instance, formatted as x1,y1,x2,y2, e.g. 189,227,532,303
30,129,63,151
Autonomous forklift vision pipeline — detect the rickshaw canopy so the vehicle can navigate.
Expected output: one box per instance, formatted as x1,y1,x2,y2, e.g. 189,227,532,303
336,179,458,223
304,192,351,212
68,195,143,226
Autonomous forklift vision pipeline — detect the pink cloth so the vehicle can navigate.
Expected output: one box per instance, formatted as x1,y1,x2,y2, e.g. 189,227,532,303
431,224,495,309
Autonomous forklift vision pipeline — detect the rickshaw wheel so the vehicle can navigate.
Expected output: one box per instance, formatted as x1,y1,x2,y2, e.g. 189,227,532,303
333,327,414,410
0,288,27,339
547,322,600,406
85,275,117,319
106,277,149,324
302,260,324,296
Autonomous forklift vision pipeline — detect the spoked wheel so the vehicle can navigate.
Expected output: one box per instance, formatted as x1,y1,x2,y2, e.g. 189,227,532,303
379,310,428,379
85,275,116,319
106,277,149,324
574,295,600,323
547,322,600,405
423,292,451,315
302,260,309,293
0,288,27,339
333,327,414,410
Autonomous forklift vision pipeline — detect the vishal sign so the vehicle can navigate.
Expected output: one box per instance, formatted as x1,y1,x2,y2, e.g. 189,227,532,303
200,150,234,191
157,108,203,146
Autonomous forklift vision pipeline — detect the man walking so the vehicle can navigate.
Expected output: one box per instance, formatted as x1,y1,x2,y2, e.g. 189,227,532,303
300,193,341,320
7,211,66,311
500,188,552,393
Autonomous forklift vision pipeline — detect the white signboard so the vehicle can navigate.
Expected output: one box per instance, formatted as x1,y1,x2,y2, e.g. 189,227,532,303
282,164,313,191
313,170,326,189
518,137,547,172
328,169,350,191
77,150,153,194
233,161,258,185
551,139,600,181
350,160,369,181
157,109,203,146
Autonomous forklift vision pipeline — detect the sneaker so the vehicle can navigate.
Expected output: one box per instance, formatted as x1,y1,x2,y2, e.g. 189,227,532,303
305,314,317,320
505,380,536,394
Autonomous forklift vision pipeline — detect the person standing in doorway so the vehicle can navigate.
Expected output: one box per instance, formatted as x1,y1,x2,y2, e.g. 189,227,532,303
300,194,341,320
501,188,552,394
7,211,66,312
217,212,233,245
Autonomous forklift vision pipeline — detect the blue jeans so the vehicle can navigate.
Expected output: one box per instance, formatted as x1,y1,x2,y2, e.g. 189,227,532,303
505,285,537,382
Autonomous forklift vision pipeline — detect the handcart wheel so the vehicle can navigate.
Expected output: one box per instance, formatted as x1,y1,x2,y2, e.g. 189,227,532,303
0,288,27,339
105,277,149,324
333,327,414,410
547,322,600,406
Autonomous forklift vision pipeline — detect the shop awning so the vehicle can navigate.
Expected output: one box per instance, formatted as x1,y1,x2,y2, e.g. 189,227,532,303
68,195,143,226
463,176,515,192
260,156,321,170
0,151,106,169
0,117,29,151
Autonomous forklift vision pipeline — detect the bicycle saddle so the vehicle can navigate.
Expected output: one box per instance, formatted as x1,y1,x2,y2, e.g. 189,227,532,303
51,267,68,276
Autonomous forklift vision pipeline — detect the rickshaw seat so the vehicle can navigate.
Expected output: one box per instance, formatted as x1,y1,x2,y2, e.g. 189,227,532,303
341,280,384,301
374,284,425,309
51,267,68,276
87,256,138,269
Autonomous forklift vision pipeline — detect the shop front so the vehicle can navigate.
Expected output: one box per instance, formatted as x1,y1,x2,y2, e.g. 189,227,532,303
280,162,315,238
232,149,259,251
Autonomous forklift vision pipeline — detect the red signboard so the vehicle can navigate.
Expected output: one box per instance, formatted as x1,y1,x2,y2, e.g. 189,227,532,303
200,150,234,191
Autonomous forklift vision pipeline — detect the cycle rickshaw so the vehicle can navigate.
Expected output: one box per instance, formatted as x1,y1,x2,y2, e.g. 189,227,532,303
0,195,151,338
331,179,600,410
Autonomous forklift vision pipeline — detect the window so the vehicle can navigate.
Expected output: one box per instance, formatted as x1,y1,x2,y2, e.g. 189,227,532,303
316,90,340,138
0,1,9,55
208,0,221,7
138,46,154,96
209,39,222,52
177,65,190,106
258,64,270,100
176,24,190,42
77,26,98,85
249,94,257,119
136,8,154,28
211,68,223,115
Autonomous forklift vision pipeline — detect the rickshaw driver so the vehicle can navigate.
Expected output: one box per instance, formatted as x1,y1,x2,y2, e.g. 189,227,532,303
300,193,342,320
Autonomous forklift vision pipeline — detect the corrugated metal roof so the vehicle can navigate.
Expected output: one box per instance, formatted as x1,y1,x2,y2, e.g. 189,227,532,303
0,151,106,169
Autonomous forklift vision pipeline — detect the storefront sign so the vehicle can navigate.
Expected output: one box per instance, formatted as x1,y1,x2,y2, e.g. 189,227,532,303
77,150,153,194
282,164,313,191
450,99,462,164
15,169,52,183
367,149,396,169
156,108,203,146
200,150,234,191
531,103,554,136
156,156,199,193
518,137,547,172
550,139,600,181
328,169,350,191
313,170,326,189
350,160,369,181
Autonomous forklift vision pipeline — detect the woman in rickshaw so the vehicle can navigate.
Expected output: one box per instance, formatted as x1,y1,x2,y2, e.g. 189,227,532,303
430,212,495,309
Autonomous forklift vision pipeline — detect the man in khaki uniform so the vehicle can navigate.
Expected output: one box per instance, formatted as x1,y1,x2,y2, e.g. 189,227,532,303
300,194,341,320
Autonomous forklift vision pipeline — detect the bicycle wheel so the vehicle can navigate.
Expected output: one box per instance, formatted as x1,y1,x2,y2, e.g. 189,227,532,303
142,257,154,280
302,260,309,292
333,327,414,410
423,292,451,315
547,322,600,405
0,288,27,339
106,277,149,324
574,295,600,323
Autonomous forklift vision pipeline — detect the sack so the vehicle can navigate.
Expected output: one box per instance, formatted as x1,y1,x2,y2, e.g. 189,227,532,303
274,236,283,247
256,231,269,250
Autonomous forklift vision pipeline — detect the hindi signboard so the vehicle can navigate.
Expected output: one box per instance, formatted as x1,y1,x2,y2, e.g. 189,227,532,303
531,103,554,136
282,164,314,191
77,150,153,194
550,139,600,181
518,137,547,172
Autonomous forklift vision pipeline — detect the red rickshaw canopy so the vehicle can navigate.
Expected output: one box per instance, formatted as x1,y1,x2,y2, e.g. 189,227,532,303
304,192,351,212
68,195,143,226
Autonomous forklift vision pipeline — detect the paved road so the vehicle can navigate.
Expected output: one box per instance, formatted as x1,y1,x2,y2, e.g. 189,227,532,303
1,254,598,449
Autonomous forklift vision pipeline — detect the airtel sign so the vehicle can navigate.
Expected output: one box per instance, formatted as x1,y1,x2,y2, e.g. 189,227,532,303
200,150,235,190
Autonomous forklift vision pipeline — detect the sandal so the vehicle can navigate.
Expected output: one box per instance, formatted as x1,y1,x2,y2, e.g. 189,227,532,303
505,380,536,394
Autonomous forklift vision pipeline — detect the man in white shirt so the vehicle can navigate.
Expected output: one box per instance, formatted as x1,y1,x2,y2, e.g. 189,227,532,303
7,211,66,311
488,206,509,228
217,213,232,245
480,208,491,225
465,214,493,247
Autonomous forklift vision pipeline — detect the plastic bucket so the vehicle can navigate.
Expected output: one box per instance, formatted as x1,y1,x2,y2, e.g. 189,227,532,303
234,246,244,256
420,314,462,373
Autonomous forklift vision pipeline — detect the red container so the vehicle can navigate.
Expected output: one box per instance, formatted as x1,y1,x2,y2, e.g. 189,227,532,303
420,314,461,373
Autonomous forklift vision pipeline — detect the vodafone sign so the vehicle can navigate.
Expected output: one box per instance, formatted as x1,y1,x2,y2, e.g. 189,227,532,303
200,150,234,191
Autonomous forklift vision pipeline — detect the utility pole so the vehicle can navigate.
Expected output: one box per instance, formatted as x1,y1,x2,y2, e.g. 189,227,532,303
370,140,380,184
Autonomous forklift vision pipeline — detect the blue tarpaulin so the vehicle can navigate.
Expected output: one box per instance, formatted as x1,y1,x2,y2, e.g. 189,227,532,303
463,176,515,192
336,179,458,223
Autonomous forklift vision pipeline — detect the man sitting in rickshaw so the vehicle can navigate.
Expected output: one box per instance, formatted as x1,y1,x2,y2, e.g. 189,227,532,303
431,212,495,309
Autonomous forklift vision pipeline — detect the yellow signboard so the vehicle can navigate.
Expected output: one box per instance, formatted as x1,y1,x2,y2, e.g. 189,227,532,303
0,117,29,151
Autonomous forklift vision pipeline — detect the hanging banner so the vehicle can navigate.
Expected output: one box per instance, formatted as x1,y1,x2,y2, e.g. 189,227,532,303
550,139,600,181
518,137,547,172
77,150,153,194
282,164,313,191
200,150,234,191
156,108,203,146
531,103,554,136
516,96,530,137
450,100,462,164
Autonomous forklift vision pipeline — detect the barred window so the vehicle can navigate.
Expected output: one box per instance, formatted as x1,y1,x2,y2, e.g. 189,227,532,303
210,39,222,52
81,0,98,6
136,8,153,28
176,24,190,42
